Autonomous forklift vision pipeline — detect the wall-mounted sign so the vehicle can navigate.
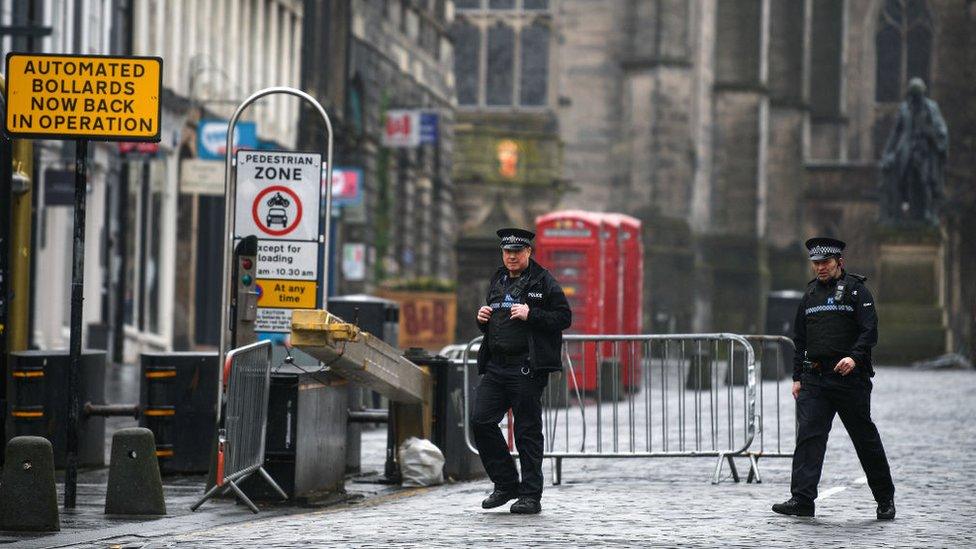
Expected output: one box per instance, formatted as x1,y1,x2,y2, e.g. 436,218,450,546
118,141,160,156
375,290,457,351
382,110,419,147
3,53,162,141
179,158,224,195
328,167,363,206
43,169,76,206
420,112,438,144
197,119,257,160
381,110,439,148
342,243,366,281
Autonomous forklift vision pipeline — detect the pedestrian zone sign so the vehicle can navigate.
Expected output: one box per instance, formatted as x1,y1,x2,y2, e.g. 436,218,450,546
234,150,323,333
3,53,162,141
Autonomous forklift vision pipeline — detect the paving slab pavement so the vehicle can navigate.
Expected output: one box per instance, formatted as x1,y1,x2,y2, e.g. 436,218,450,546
26,366,972,548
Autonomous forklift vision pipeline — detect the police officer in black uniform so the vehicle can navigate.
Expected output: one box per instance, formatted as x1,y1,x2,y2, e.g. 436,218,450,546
471,228,572,515
773,237,896,520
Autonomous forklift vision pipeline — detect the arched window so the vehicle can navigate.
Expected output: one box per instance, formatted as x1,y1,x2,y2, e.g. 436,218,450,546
875,0,933,102
450,2,552,109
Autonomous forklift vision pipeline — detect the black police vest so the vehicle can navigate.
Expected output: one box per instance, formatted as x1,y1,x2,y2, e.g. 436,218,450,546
804,275,860,361
487,274,531,358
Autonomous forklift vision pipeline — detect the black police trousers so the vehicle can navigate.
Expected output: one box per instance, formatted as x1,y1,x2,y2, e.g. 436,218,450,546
470,360,548,500
791,370,895,505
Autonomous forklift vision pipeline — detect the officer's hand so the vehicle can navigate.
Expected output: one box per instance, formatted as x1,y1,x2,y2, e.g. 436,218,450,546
792,381,801,400
477,306,492,324
834,357,856,376
510,304,530,321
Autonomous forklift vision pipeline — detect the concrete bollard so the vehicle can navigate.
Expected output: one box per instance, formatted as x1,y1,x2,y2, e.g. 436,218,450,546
0,436,60,532
105,428,166,515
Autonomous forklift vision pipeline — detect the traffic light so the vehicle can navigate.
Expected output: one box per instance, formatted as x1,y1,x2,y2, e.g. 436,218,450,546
232,236,259,347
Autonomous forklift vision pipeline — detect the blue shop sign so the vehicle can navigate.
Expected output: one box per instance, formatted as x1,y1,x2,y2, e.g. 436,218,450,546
197,119,258,160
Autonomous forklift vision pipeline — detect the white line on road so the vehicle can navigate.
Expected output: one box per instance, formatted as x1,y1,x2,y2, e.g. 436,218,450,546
819,477,868,500
818,486,848,499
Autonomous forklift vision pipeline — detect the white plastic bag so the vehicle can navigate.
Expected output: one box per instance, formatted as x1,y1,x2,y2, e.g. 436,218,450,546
398,437,445,487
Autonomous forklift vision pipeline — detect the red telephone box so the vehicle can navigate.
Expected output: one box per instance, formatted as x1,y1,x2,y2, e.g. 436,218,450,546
605,213,643,334
535,211,604,392
604,213,644,391
536,210,645,394
600,215,622,339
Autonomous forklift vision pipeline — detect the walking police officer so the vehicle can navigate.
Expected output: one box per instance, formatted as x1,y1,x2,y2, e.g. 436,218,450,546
773,237,896,520
471,228,572,514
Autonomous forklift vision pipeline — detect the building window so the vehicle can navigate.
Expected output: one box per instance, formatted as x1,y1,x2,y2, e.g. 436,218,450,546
451,0,551,109
486,22,515,105
123,160,166,335
519,20,549,106
875,0,933,103
451,20,481,105
489,0,515,10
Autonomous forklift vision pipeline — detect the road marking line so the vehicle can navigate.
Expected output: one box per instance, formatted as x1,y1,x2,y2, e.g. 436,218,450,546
854,476,868,485
818,486,848,499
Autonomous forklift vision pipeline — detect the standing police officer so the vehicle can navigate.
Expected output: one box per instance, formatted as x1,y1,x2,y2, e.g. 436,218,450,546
773,237,896,520
471,228,572,515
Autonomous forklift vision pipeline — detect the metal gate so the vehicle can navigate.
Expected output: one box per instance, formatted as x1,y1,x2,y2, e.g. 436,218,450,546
462,333,758,484
743,335,798,483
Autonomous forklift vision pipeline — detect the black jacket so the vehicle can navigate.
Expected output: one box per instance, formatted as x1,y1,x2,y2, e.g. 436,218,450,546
477,259,572,375
792,271,879,381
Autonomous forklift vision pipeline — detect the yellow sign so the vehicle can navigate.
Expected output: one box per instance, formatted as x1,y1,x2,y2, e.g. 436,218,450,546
375,290,458,351
257,279,317,309
3,53,162,141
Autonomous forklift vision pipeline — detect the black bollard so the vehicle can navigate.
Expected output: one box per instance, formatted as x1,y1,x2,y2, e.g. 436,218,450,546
0,436,60,531
105,428,166,515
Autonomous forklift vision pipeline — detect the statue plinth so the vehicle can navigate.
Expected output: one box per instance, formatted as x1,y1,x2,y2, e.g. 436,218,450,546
873,225,947,364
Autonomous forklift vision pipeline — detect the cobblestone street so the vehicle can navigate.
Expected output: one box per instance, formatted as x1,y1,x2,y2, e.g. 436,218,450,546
59,366,974,548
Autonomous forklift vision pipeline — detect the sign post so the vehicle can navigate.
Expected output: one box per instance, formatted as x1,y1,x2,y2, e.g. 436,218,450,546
216,88,334,422
2,53,162,509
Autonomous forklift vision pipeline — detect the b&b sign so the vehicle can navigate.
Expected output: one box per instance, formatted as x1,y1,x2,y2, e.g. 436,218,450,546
3,53,163,142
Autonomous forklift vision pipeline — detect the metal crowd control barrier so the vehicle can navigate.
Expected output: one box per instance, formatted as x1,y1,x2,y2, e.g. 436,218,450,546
462,334,757,484
742,335,798,483
191,341,286,513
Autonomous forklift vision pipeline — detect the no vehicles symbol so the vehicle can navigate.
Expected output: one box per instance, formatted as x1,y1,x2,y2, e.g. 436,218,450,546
252,185,303,237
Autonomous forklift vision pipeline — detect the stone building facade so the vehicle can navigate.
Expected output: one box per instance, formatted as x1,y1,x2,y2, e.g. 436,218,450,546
551,0,974,361
449,0,565,342
314,0,457,296
453,0,975,361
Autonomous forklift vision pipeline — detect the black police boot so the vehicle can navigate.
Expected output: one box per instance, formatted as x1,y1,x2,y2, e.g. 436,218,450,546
481,489,518,509
877,498,896,520
771,497,815,517
510,497,542,514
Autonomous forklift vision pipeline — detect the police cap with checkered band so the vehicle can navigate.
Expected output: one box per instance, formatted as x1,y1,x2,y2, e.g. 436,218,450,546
805,237,846,261
497,227,535,250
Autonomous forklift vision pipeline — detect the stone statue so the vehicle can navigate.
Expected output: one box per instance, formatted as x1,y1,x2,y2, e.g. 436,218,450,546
879,78,948,227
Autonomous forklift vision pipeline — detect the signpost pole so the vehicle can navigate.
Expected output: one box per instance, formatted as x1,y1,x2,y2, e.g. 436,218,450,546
216,87,334,420
65,139,88,509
